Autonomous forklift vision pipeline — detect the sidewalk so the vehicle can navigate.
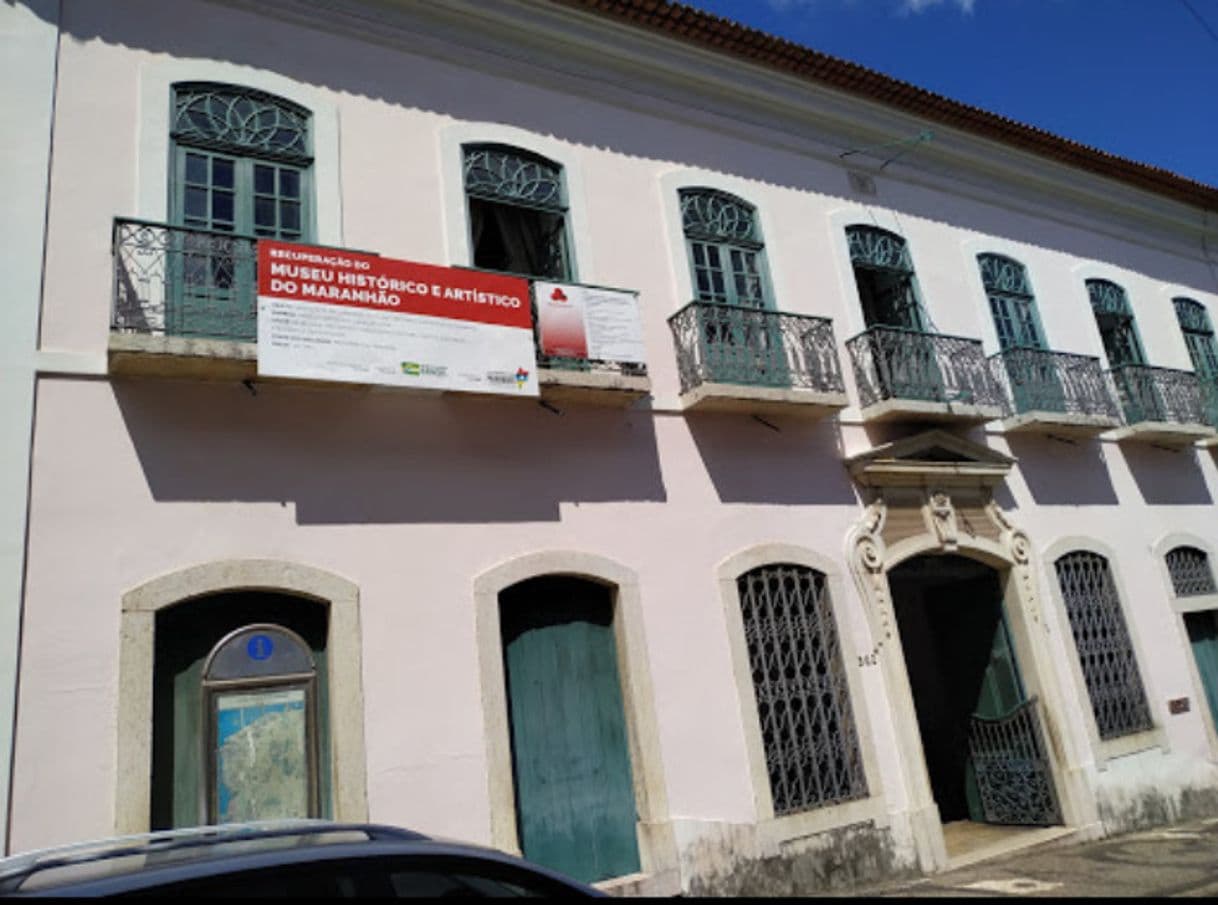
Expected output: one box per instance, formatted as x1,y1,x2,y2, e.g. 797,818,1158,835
846,816,1218,897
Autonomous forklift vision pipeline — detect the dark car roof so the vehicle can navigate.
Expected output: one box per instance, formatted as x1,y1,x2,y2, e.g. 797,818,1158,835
0,821,605,897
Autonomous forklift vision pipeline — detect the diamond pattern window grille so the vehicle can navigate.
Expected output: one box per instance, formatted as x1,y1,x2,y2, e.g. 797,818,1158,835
1054,552,1153,739
1165,546,1217,597
737,564,867,815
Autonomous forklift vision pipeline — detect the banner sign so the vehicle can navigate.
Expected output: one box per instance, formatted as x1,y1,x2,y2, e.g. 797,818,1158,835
533,281,646,364
257,241,538,396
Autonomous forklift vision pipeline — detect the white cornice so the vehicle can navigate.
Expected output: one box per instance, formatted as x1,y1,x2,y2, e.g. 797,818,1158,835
206,0,1217,254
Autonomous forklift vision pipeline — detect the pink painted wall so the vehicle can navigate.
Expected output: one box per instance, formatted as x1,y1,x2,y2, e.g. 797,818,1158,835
13,0,1218,854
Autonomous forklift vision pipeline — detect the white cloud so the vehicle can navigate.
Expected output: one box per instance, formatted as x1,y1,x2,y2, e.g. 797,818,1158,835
899,0,976,13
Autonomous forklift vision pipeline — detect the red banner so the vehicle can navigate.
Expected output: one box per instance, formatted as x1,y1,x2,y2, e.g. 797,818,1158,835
257,241,532,330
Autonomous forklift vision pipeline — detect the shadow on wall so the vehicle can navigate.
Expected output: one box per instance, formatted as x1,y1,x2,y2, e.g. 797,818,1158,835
1004,435,1119,506
1120,442,1213,506
686,412,856,505
113,377,666,524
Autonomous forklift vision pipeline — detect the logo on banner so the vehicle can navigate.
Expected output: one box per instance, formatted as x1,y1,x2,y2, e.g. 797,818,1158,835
515,367,529,389
550,288,568,303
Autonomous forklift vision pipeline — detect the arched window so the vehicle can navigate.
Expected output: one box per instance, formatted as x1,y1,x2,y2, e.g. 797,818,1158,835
171,82,312,240
846,225,924,330
463,144,570,280
736,563,867,815
1054,551,1152,739
978,254,1044,351
679,187,770,309
1086,279,1145,368
1173,298,1218,380
202,624,320,824
169,82,313,340
1166,545,1217,598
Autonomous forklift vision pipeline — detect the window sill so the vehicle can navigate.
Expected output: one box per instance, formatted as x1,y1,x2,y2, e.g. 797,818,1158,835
1095,726,1168,769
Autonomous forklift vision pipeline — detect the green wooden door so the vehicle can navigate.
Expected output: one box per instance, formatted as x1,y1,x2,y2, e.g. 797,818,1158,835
500,578,640,885
1184,610,1218,737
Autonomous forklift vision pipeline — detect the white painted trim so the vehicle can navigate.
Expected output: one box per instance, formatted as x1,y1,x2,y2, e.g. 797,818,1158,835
136,60,342,245
714,543,888,845
1040,536,1168,769
471,550,677,886
436,122,592,281
116,559,368,834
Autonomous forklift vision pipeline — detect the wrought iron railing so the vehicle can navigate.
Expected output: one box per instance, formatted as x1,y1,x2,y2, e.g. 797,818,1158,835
967,697,1062,826
113,218,647,376
1108,364,1218,428
667,300,845,396
113,218,259,342
845,325,1005,410
989,347,1121,421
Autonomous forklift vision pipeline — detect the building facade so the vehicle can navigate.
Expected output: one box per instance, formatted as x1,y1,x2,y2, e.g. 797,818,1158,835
6,0,1218,895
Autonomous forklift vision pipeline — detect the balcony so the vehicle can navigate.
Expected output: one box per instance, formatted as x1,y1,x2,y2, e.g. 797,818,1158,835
1105,365,1218,446
110,218,649,405
845,326,1005,424
111,218,259,379
989,348,1122,437
667,301,848,419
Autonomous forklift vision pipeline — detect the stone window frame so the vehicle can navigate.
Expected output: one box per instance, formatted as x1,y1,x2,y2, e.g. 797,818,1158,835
1041,536,1166,769
717,543,886,848
116,559,368,834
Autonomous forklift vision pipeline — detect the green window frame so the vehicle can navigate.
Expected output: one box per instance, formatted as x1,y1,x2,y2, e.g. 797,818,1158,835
679,188,772,310
170,82,314,241
462,143,572,280
846,225,926,330
978,254,1046,351
1087,279,1146,367
1173,297,1218,380
167,83,314,341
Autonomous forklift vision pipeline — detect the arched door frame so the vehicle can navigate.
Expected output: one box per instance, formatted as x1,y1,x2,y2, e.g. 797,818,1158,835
472,551,675,886
847,495,1099,871
117,559,367,834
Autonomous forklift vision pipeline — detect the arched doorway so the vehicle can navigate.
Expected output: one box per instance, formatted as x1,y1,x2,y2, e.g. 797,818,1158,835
150,591,329,829
888,554,1060,829
497,575,640,885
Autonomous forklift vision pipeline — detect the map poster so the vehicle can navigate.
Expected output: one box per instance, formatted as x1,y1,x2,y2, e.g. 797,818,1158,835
214,687,308,823
257,241,539,397
533,282,646,364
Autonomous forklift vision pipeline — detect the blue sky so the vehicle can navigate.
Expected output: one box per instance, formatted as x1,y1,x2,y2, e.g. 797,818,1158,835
679,0,1218,188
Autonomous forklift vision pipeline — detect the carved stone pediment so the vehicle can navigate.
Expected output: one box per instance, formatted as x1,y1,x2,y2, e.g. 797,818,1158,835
844,429,1015,488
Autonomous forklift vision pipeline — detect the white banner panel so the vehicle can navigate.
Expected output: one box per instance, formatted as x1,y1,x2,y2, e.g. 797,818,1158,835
534,282,645,364
257,241,538,397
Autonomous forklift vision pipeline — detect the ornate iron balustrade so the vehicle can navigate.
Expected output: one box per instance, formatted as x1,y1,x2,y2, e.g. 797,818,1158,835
113,218,259,342
113,218,647,376
989,348,1120,420
845,325,1004,410
1108,364,1217,427
967,697,1062,826
667,301,844,395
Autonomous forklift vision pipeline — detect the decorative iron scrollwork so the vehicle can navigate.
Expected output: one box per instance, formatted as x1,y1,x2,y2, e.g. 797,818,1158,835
173,83,311,162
